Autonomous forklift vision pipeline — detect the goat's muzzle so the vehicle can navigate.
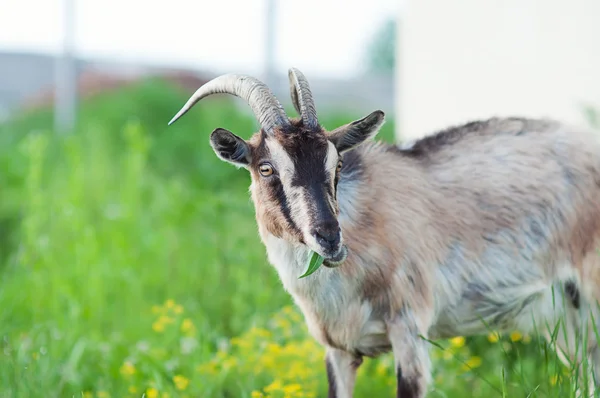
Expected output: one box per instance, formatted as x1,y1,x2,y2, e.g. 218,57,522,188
322,244,348,268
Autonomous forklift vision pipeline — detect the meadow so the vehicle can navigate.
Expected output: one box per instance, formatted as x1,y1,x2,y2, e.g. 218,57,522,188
0,78,592,397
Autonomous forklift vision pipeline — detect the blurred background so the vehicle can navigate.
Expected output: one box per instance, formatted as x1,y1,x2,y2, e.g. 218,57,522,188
0,0,599,397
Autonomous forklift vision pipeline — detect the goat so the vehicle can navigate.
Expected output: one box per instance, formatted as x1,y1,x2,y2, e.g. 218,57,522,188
168,68,600,397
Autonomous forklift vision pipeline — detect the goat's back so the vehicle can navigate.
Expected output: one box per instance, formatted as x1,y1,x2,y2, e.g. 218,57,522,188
345,117,600,298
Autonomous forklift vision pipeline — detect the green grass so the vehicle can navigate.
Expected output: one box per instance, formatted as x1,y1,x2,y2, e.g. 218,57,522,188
0,78,592,397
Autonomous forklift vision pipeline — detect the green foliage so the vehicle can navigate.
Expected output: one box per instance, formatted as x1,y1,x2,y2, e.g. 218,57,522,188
0,78,587,397
299,252,325,279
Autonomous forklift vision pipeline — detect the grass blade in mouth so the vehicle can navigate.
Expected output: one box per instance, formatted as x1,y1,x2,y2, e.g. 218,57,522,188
299,251,325,279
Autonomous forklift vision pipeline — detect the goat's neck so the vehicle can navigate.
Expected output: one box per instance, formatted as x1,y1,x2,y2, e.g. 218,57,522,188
259,172,365,294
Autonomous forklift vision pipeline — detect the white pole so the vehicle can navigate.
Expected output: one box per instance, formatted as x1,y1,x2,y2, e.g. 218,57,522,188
394,1,404,143
54,0,77,133
264,0,277,90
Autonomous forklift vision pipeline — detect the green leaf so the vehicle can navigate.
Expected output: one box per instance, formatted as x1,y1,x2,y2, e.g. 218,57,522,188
299,251,325,279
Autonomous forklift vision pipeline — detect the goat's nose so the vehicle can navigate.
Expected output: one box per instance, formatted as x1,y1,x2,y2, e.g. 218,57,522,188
313,225,341,248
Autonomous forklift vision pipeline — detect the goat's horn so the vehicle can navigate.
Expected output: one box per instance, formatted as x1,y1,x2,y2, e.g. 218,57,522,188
168,74,289,134
288,68,318,130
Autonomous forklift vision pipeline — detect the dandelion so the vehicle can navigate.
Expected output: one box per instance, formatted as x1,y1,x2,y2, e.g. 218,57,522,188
152,320,165,333
230,337,250,348
251,391,264,398
165,299,175,309
461,356,482,371
509,331,522,342
222,356,238,371
264,379,284,393
487,332,500,343
282,383,302,394
181,318,195,335
282,305,294,315
173,375,189,391
275,317,292,331
376,361,388,376
450,336,465,348
158,315,175,325
151,305,162,314
146,387,159,398
119,361,136,377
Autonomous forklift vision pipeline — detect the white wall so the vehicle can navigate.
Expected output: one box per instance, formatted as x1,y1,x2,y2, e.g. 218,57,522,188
396,0,600,141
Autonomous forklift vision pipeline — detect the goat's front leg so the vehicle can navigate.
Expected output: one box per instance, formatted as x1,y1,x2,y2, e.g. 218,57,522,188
386,310,432,398
325,347,363,398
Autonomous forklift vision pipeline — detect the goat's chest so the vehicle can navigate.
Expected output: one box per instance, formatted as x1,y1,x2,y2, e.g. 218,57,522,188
265,236,391,356
291,278,390,357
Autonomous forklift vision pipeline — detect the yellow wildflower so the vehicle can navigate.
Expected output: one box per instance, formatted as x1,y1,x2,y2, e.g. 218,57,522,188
487,332,500,343
252,327,272,339
165,299,176,309
275,317,292,331
450,336,465,348
158,315,174,325
174,304,184,315
146,387,159,398
264,379,284,393
282,383,302,394
151,305,162,314
376,361,388,376
282,306,294,315
119,361,136,377
181,318,195,334
96,392,109,398
222,356,238,371
510,331,522,342
196,361,218,375
230,337,250,348
173,375,190,391
251,391,264,398
462,356,482,371
128,386,137,394
152,320,165,333
443,350,453,361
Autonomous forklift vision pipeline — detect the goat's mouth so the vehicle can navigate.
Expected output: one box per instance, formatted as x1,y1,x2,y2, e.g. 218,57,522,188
322,244,348,268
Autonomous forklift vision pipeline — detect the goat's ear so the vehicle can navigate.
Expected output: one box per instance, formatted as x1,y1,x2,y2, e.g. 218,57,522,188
328,110,385,153
209,128,252,168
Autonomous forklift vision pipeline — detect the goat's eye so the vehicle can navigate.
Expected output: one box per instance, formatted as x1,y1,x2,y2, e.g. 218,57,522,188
259,163,274,176
336,160,343,173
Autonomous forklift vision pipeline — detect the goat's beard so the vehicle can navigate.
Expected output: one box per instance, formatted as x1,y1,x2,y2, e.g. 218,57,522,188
323,244,348,268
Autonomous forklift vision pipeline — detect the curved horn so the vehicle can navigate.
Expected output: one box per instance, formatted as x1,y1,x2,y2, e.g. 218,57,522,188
288,68,319,130
168,74,289,134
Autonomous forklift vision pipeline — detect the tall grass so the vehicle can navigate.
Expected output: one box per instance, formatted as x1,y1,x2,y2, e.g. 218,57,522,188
0,78,592,397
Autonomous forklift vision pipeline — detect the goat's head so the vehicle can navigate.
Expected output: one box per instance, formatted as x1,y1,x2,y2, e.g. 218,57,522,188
168,68,385,266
